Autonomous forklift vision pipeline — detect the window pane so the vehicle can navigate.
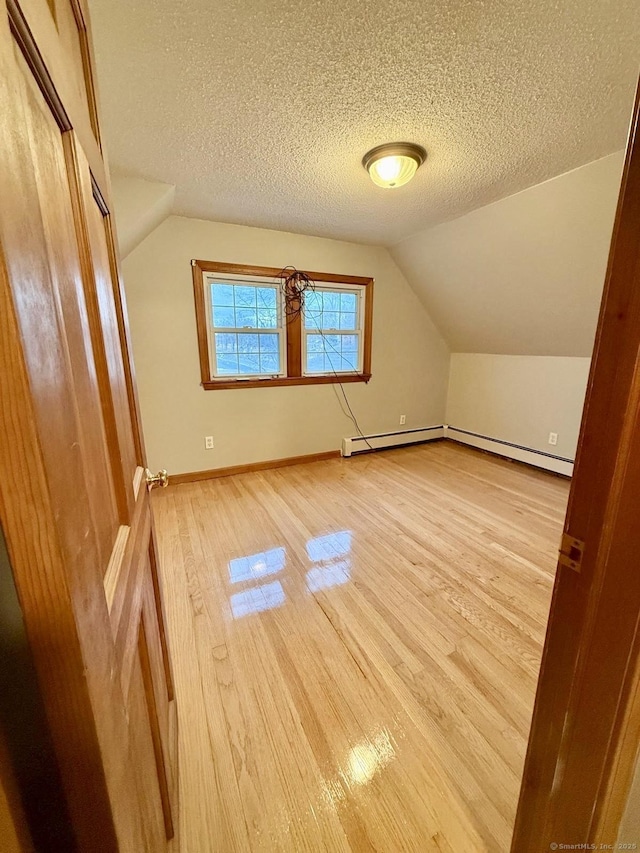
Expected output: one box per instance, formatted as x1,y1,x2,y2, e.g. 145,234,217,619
322,311,340,330
237,333,259,353
236,308,257,328
210,279,366,380
210,283,283,378
258,333,278,352
325,350,342,372
341,352,358,370
305,291,322,314
304,288,361,333
215,331,282,377
304,311,322,329
306,334,325,353
215,333,237,353
259,353,279,373
256,288,277,309
322,334,341,352
340,292,357,312
217,353,239,374
304,293,323,328
257,309,277,328
306,352,325,373
238,353,260,374
304,332,360,375
339,312,357,330
341,335,359,352
235,286,256,307
213,305,235,327
212,283,234,306
322,291,341,311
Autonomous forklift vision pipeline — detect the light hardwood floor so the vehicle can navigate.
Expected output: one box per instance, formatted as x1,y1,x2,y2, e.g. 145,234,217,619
152,441,569,852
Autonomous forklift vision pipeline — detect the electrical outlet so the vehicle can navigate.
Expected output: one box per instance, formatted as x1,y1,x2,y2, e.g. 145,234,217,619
548,432,558,446
205,436,214,450
400,414,406,425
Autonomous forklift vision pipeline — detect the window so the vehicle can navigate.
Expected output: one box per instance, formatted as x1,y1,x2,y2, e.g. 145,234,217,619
303,286,364,375
207,278,285,379
192,260,373,389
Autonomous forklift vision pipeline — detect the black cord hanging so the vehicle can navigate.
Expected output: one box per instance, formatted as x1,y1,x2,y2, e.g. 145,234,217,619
277,265,374,450
278,266,316,320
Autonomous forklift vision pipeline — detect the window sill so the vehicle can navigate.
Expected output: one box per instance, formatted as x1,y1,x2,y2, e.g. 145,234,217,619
201,374,372,390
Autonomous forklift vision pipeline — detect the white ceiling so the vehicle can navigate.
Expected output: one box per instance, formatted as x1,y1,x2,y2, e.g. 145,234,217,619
89,0,640,247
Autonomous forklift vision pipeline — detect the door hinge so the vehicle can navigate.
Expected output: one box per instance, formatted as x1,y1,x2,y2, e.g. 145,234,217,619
559,532,585,573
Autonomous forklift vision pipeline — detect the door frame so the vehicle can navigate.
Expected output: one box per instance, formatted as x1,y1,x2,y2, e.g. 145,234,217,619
0,0,176,848
513,78,640,849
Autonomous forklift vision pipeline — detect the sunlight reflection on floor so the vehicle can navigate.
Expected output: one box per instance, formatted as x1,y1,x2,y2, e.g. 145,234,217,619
228,530,353,617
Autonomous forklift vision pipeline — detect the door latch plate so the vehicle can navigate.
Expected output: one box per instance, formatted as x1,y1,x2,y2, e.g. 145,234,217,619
559,533,585,573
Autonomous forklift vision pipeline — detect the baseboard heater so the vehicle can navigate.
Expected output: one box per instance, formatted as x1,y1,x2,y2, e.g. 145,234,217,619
341,424,574,475
341,425,445,457
445,426,574,477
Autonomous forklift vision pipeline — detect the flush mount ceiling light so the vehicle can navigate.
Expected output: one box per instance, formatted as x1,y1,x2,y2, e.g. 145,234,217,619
362,142,427,189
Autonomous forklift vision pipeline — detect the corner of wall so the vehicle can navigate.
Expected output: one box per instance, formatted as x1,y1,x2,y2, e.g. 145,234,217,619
112,175,175,259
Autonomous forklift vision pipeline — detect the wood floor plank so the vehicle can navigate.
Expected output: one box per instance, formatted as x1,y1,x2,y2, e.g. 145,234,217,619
152,442,569,852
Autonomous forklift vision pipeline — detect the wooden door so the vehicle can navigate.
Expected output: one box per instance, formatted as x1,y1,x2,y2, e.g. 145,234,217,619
0,1,177,850
512,82,640,848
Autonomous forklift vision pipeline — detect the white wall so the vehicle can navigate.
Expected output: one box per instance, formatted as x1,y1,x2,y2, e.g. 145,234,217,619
391,152,624,357
446,353,591,461
393,154,624,470
122,215,450,474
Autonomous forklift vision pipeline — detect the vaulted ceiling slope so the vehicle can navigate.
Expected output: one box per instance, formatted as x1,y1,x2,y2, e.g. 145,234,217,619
112,176,175,258
391,152,625,357
89,0,639,246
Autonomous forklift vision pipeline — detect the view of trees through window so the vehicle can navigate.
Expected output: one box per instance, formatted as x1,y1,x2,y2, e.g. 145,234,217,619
210,283,283,376
209,281,362,378
303,289,361,374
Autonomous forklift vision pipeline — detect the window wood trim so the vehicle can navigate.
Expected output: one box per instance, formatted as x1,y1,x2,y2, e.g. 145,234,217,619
192,259,373,390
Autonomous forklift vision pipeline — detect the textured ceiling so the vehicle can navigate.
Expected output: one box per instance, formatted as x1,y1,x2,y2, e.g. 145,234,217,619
89,0,640,246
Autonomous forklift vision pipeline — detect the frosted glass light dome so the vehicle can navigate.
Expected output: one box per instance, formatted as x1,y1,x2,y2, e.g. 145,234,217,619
362,143,426,189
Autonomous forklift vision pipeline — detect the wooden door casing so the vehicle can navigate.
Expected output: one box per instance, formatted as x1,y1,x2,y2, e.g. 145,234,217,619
512,81,640,849
0,0,177,850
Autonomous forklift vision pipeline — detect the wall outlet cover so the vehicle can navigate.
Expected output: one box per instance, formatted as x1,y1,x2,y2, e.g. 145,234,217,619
548,432,558,446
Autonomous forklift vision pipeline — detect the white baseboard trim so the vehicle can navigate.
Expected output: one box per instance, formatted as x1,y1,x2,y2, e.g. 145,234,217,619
342,425,445,457
445,426,574,477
